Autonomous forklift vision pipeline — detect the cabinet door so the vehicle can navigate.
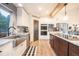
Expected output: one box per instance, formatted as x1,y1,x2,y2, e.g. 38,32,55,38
51,35,54,49
49,34,52,47
58,38,68,56
17,8,29,26
49,34,53,49
53,36,59,55
69,43,79,56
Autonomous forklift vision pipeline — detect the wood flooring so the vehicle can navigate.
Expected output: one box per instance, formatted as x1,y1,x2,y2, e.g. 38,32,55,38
30,39,56,56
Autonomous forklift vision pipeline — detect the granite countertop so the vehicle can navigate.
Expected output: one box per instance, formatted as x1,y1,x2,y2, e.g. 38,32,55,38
0,32,29,46
0,39,12,47
50,31,79,47
0,33,29,56
0,40,26,56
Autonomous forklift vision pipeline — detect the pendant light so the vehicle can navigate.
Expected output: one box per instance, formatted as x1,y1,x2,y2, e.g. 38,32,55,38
63,3,68,21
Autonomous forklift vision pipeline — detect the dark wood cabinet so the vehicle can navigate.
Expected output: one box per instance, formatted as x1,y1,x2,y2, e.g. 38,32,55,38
69,43,79,56
50,34,79,56
49,34,54,49
53,36,59,55
53,36,68,56
58,38,68,56
50,34,68,56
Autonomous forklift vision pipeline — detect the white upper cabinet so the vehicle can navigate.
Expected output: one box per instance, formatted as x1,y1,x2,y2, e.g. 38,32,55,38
17,8,29,26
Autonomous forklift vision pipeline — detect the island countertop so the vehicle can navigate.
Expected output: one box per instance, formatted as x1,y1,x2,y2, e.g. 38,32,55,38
0,33,29,56
49,31,79,47
0,39,26,56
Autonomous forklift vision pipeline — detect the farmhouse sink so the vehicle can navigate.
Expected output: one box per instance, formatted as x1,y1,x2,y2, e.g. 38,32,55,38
3,35,21,39
0,39,11,46
0,35,26,47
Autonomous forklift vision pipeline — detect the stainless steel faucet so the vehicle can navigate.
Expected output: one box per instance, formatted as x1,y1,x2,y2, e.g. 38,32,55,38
8,26,16,36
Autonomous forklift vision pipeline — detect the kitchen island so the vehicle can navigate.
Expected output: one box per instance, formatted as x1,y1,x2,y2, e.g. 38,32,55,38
0,33,30,56
49,32,79,56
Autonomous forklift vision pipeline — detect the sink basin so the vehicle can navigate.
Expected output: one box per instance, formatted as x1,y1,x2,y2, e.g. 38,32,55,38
0,35,25,47
0,39,10,46
3,36,21,39
67,36,79,41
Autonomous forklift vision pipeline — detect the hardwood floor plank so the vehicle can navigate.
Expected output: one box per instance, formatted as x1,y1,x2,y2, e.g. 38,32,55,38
30,39,56,56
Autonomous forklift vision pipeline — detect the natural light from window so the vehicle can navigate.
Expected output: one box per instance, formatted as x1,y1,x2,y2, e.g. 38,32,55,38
0,8,10,37
0,9,10,17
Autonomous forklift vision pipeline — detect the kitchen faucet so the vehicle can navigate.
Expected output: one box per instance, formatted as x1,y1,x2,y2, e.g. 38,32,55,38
8,26,16,36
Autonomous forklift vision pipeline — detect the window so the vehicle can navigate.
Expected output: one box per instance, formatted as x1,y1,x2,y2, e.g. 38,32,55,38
0,8,10,37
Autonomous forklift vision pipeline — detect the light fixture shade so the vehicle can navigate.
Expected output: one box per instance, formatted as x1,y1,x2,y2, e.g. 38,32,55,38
63,4,68,21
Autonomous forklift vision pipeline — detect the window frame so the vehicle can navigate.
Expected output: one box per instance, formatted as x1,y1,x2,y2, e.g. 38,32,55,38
0,4,14,37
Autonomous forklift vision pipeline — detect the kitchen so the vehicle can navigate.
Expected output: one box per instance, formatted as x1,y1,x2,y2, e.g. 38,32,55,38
0,3,79,56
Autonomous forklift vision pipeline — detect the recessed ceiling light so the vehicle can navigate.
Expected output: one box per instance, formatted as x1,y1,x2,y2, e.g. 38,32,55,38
18,3,23,7
46,11,49,14
38,7,42,11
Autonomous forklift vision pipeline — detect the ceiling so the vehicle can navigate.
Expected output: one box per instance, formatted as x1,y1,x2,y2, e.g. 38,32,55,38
14,3,57,17
14,3,79,18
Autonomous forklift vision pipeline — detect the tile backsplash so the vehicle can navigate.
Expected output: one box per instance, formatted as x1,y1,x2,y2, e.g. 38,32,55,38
17,26,29,33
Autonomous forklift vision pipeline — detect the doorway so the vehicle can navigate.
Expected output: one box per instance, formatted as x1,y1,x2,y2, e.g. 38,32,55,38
34,20,39,41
